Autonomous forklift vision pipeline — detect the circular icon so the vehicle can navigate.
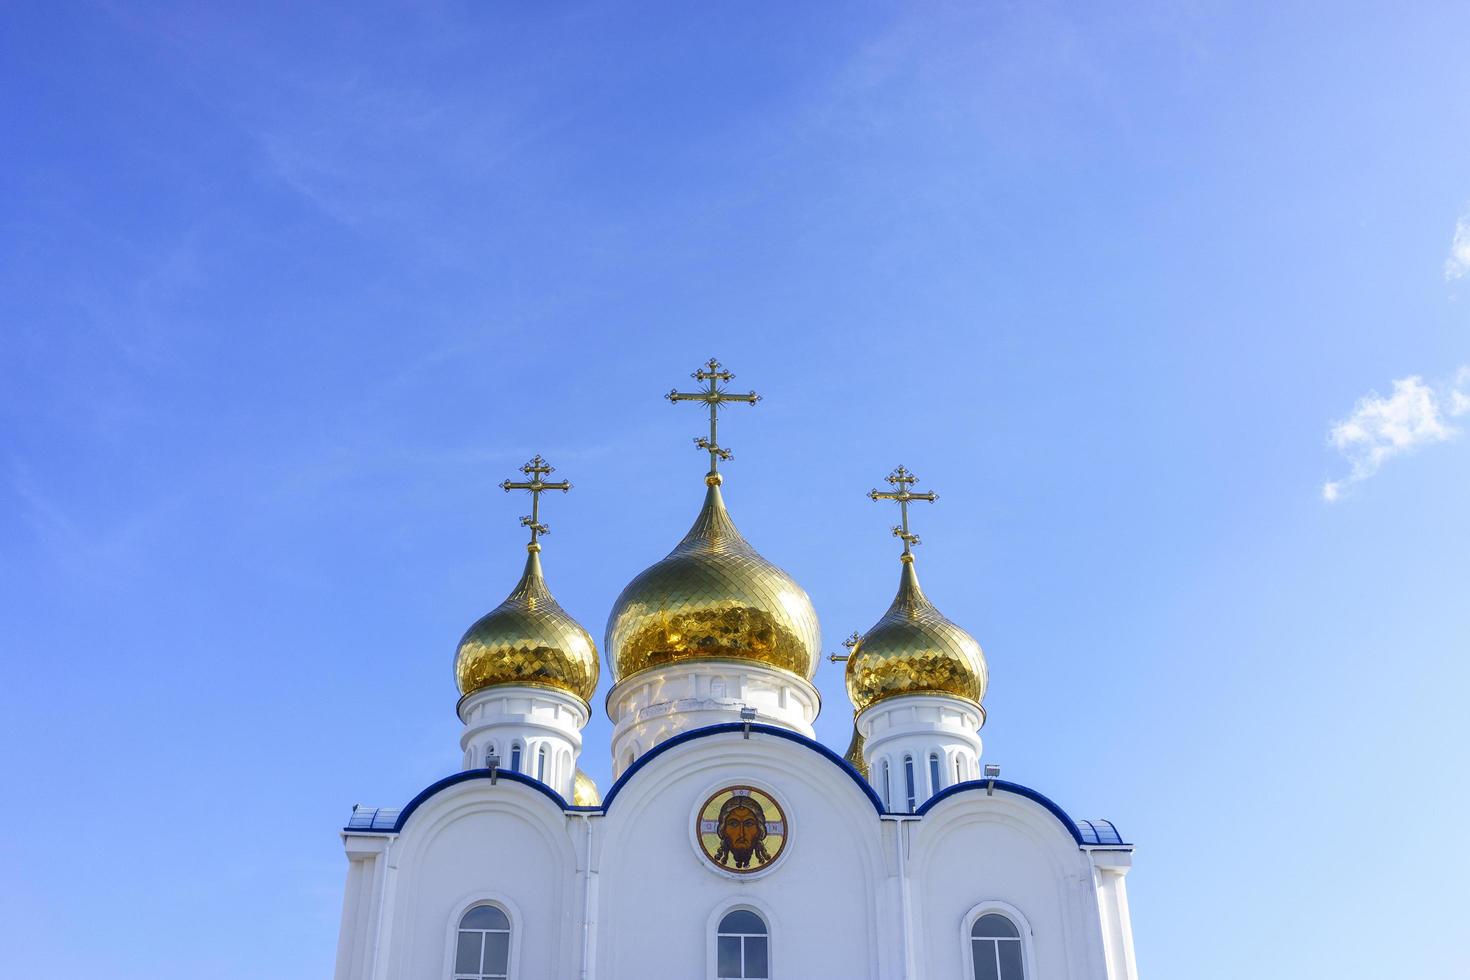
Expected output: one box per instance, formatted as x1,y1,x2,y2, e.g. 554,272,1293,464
696,785,788,874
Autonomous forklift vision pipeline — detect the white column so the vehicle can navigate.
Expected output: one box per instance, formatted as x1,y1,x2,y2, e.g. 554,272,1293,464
1090,851,1138,980
333,835,389,980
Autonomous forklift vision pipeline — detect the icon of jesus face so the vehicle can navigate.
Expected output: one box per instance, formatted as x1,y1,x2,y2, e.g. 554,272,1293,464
697,786,787,875
719,801,764,865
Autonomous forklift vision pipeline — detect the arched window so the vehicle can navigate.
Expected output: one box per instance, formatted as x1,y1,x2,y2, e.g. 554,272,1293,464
716,909,768,979
929,752,943,796
509,743,522,773
454,904,510,980
970,913,1023,980
536,746,547,782
956,755,964,783
881,760,893,810
903,754,917,812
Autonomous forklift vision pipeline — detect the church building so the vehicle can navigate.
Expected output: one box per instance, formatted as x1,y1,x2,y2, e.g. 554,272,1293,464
332,360,1139,980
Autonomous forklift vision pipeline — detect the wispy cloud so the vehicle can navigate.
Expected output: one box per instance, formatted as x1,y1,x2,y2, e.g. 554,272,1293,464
1447,209,1470,280
1321,370,1468,501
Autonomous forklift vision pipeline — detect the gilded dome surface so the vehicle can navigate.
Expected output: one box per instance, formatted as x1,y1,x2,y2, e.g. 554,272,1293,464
843,725,869,778
572,768,601,806
455,548,599,703
606,481,821,683
845,558,987,715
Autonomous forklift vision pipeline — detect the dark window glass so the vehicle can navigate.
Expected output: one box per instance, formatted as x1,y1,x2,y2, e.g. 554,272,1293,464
929,754,942,794
904,755,917,811
509,745,521,772
717,935,741,976
744,935,769,977
455,932,482,975
972,941,1000,980
462,906,508,931
720,910,766,934
997,939,1024,980
972,914,1019,938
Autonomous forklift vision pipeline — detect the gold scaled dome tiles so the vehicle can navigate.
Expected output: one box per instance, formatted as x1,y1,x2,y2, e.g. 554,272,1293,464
606,481,821,683
454,548,599,704
845,558,987,715
572,769,601,806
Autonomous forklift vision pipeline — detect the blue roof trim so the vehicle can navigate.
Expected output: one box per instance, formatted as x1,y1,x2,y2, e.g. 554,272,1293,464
345,768,571,833
348,723,1125,849
916,779,1129,846
600,722,886,815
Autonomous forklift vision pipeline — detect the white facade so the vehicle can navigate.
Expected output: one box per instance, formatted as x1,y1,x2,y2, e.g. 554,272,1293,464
335,721,1137,980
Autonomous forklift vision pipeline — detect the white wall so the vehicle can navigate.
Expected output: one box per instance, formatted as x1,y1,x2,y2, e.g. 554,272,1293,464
334,729,1134,980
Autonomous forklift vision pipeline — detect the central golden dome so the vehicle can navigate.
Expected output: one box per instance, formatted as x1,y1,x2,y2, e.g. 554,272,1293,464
606,480,821,683
844,557,987,716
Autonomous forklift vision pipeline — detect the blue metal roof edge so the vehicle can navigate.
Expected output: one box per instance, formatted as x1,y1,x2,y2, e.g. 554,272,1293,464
598,721,886,814
351,723,1124,848
344,768,572,834
916,780,1130,847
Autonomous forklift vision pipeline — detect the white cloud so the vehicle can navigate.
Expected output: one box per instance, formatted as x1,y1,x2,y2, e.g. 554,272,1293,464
1447,211,1470,280
1322,371,1467,501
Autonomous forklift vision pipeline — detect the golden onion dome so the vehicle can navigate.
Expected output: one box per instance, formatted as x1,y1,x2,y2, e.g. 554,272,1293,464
454,546,599,704
606,479,821,683
845,556,987,716
572,768,601,806
843,725,869,778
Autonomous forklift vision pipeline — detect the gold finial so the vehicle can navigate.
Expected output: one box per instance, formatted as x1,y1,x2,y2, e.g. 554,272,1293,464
500,454,571,551
667,357,760,484
868,465,938,560
828,630,862,663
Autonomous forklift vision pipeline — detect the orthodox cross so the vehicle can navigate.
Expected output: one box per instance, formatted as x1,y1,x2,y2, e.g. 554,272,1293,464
828,630,862,664
869,465,938,558
501,454,571,550
667,358,760,481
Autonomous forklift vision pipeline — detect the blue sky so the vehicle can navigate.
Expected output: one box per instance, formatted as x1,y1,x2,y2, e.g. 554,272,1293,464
3,2,1469,977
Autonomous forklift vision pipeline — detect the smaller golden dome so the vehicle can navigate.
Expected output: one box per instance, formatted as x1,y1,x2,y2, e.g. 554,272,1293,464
454,547,599,704
845,557,987,716
572,768,601,806
843,725,869,778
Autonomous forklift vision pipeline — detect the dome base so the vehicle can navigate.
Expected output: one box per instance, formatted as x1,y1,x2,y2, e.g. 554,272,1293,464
857,692,984,811
458,684,588,800
607,660,819,778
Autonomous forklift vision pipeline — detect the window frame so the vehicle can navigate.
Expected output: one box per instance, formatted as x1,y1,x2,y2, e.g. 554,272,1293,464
960,901,1034,980
444,894,520,980
706,901,775,980
903,754,917,812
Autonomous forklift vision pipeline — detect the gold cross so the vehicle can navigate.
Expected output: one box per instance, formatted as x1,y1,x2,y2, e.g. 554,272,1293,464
666,357,760,482
869,465,938,557
828,631,862,664
501,454,571,550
